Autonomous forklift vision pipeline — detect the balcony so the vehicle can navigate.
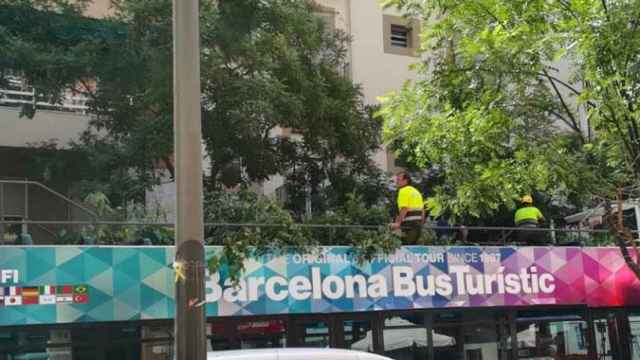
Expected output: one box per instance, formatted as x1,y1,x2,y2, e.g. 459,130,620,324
0,75,89,113
0,78,91,147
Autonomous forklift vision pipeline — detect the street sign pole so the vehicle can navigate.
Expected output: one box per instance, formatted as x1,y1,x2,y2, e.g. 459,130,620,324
172,0,206,359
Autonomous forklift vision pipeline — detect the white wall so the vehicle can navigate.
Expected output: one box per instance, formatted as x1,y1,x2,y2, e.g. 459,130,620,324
348,2,417,106
314,0,418,173
82,0,113,18
0,107,90,148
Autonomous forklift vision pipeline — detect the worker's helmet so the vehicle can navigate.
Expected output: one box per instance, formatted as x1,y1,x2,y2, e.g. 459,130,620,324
521,195,533,204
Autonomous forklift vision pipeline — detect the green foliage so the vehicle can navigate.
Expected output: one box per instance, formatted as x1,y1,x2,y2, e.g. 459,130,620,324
381,0,640,223
284,158,391,217
49,191,173,245
0,1,125,112
204,190,401,282
204,189,308,283
306,193,402,261
2,0,383,214
198,0,381,189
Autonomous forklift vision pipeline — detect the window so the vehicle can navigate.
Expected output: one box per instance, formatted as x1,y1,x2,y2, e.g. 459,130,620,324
141,325,174,360
0,329,72,360
236,320,287,349
629,313,640,359
383,15,419,57
433,310,509,360
382,314,427,360
514,310,589,360
342,319,374,352
297,320,330,347
390,25,410,48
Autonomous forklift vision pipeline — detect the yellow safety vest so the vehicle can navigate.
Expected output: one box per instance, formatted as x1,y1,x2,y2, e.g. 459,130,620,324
397,185,424,222
514,206,544,225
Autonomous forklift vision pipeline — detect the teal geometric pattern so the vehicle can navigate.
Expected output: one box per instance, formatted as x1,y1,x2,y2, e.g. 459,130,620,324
0,246,174,326
2,246,640,326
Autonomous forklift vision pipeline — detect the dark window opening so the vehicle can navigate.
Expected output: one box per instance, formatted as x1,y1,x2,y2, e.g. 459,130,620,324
390,25,410,48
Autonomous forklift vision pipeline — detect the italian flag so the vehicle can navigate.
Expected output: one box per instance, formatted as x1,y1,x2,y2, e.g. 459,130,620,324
39,285,55,295
39,285,57,305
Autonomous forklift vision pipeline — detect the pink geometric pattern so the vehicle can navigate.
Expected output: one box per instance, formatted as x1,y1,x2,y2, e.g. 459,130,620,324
580,248,640,307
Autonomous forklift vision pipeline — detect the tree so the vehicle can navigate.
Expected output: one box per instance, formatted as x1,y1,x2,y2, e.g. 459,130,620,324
381,0,640,270
284,155,392,218
380,0,639,219
1,0,399,281
1,0,383,211
0,0,125,115
0,0,146,203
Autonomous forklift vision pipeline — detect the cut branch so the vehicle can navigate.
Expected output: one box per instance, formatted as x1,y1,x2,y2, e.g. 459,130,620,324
604,193,640,280
543,69,584,140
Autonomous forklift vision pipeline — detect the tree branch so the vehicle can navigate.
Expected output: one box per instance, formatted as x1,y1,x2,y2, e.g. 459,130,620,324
603,105,636,160
604,194,640,280
536,69,595,106
77,78,98,102
445,66,599,109
473,2,507,29
557,0,580,21
548,109,576,129
601,0,610,20
160,155,175,180
543,68,584,141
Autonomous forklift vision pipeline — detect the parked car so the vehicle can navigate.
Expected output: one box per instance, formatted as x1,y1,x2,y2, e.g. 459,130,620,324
207,348,393,360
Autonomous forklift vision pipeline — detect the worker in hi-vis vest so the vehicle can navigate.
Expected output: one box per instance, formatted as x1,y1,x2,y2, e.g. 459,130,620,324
390,171,425,244
514,195,545,244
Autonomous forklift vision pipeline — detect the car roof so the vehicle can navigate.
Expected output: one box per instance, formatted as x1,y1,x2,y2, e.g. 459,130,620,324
207,348,391,360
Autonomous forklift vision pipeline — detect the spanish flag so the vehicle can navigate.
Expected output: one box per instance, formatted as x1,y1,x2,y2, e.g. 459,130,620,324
22,287,39,305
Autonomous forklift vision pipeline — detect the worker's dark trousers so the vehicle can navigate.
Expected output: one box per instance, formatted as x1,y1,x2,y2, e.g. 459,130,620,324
517,223,542,245
401,221,423,244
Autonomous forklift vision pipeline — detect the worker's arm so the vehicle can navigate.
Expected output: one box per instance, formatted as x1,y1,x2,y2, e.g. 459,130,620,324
391,207,409,229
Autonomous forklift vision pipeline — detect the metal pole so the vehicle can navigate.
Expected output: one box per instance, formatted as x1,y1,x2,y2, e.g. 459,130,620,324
0,183,4,245
634,205,640,244
173,0,206,359
23,182,28,235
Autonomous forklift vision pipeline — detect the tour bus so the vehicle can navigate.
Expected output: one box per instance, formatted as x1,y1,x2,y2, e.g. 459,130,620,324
1,244,640,360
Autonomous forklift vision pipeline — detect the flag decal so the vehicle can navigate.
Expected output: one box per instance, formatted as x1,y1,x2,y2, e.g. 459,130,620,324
1,284,89,306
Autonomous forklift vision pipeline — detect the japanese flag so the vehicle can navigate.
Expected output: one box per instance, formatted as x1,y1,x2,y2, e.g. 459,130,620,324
5,296,22,306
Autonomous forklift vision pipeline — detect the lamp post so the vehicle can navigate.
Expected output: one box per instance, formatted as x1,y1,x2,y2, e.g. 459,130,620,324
172,0,206,359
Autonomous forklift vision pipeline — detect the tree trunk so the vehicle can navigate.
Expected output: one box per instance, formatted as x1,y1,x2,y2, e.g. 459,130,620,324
604,193,640,280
